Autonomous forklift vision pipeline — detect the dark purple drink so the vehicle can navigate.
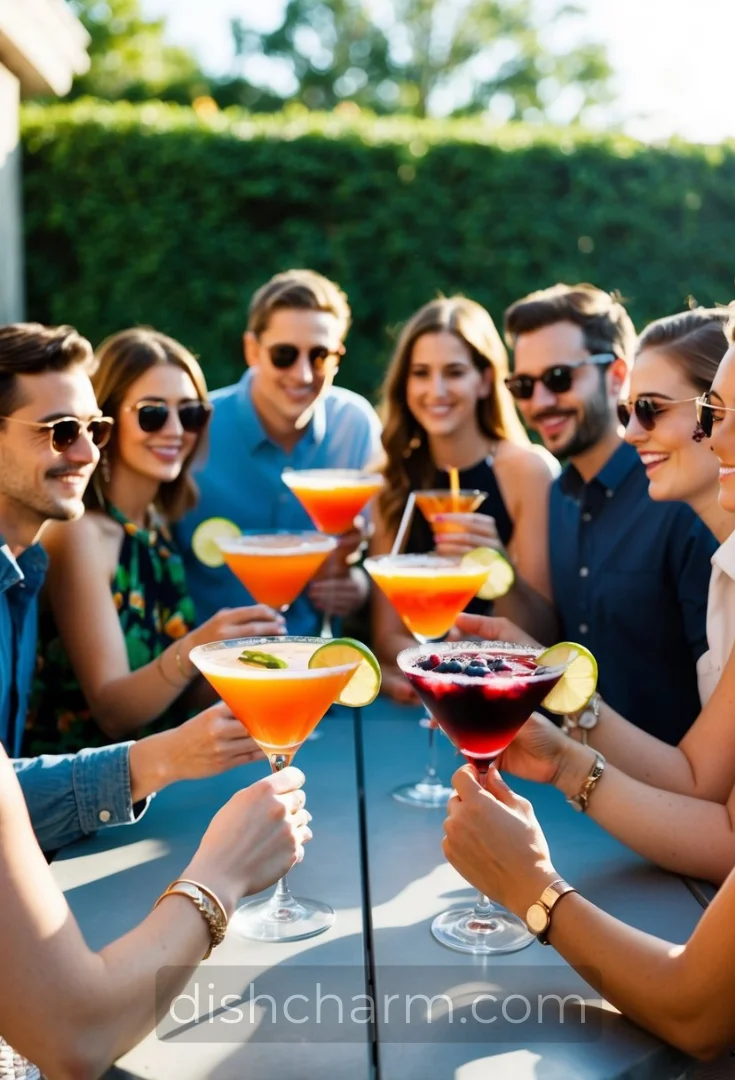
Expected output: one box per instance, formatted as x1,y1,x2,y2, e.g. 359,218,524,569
398,642,564,769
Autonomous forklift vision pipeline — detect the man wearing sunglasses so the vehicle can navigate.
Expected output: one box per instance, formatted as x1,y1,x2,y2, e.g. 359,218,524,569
179,269,382,633
0,323,303,855
500,284,716,744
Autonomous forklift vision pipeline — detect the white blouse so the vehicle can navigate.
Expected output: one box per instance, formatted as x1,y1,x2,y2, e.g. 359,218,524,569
697,530,735,705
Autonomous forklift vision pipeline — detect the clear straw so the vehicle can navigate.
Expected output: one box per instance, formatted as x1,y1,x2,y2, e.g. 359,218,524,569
391,492,416,555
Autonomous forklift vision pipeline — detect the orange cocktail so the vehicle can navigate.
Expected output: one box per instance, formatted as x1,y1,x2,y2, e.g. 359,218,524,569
190,636,360,943
281,469,384,535
364,553,488,642
415,489,487,537
218,532,337,612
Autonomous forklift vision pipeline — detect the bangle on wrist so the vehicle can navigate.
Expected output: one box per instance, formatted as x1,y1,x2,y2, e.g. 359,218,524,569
175,642,193,681
562,691,601,745
567,751,605,812
154,878,228,959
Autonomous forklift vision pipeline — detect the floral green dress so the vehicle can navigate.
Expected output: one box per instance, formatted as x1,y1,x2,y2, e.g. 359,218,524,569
24,502,196,755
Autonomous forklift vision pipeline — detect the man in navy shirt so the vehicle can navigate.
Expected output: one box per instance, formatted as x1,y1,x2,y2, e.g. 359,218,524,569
179,269,383,634
501,284,716,744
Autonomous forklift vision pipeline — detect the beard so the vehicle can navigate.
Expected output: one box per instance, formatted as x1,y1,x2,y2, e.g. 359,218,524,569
534,379,613,461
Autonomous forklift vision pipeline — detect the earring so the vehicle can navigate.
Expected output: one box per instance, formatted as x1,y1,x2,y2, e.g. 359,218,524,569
692,425,707,443
100,449,111,483
402,432,422,459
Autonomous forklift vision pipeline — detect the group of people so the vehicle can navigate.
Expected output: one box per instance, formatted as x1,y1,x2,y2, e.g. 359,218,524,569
2,266,735,1075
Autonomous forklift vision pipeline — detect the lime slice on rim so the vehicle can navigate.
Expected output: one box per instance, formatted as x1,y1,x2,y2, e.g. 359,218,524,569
238,650,288,670
536,641,598,715
191,517,241,568
461,546,515,600
308,637,382,707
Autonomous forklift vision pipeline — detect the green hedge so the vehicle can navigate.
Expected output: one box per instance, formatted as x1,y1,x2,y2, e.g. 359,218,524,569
20,100,735,402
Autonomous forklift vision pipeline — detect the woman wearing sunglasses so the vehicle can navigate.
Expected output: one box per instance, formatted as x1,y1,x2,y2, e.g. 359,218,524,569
24,328,284,754
457,307,735,888
371,295,558,703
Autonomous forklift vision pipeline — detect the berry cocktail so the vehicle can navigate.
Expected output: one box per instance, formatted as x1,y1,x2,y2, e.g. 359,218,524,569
398,640,566,955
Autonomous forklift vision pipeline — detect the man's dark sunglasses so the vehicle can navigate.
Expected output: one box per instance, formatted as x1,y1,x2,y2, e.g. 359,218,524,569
267,343,343,374
505,353,616,401
0,414,114,453
125,401,213,434
695,392,735,438
617,395,698,432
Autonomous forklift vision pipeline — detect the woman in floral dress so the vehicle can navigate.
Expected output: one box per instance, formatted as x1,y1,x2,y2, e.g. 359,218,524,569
25,328,283,753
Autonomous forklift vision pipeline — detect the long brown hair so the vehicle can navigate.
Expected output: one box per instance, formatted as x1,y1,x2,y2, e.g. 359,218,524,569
86,327,209,522
377,296,529,538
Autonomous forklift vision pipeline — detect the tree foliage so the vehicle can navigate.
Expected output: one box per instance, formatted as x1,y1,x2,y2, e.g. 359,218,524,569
231,0,614,120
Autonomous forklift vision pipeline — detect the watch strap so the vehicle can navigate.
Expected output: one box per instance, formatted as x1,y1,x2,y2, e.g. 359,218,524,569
527,878,578,945
567,751,605,813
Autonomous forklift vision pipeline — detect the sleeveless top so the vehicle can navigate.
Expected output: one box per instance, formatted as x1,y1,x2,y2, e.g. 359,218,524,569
406,454,514,617
24,502,196,755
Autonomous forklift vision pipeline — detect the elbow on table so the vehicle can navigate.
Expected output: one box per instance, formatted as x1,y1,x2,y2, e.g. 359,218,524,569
666,1010,732,1062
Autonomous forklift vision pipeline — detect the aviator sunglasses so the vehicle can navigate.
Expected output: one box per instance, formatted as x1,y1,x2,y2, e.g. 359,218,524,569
695,392,735,438
266,343,344,374
504,353,616,400
124,400,213,434
617,395,699,432
0,414,114,453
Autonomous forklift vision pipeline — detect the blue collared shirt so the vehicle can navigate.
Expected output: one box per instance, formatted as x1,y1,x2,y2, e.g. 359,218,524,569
0,540,48,757
549,442,717,744
178,370,383,633
13,744,148,853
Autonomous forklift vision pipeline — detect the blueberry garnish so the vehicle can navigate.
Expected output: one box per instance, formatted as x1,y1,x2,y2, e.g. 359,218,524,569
464,663,488,677
435,659,463,673
488,658,511,672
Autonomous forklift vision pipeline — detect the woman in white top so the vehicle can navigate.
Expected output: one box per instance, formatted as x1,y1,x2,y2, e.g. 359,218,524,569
457,308,735,886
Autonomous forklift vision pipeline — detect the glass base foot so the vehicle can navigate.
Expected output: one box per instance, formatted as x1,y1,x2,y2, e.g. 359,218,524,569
431,905,534,954
230,895,334,942
392,778,453,808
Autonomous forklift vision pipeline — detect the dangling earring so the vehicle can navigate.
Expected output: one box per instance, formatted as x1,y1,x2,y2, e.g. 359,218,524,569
402,431,422,459
100,449,111,483
692,424,707,444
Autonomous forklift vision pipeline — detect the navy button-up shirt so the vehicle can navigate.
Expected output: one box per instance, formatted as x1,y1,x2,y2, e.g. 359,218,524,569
0,539,48,757
549,442,716,744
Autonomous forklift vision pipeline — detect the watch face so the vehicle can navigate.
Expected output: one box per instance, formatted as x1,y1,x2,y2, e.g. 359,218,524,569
578,709,597,730
526,902,550,935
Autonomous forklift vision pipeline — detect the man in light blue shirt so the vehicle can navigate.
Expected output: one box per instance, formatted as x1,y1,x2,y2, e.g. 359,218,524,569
179,269,383,633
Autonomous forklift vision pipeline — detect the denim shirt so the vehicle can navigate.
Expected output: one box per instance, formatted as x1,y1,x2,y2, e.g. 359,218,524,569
0,539,149,851
13,744,148,853
549,442,716,744
0,540,47,757
178,370,383,633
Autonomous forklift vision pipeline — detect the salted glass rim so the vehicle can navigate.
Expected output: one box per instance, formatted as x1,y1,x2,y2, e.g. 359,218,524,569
396,639,568,684
189,635,359,679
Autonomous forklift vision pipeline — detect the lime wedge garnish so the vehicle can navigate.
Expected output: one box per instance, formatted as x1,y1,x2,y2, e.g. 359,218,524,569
191,517,241,568
238,650,288,670
461,546,515,600
308,637,381,707
536,641,598,714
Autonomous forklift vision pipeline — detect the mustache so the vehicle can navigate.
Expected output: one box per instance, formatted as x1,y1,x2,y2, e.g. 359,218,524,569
531,409,576,422
45,466,90,480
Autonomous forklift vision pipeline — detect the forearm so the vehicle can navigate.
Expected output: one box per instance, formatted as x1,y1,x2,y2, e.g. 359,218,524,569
88,639,193,738
493,579,558,645
580,700,698,794
556,745,735,883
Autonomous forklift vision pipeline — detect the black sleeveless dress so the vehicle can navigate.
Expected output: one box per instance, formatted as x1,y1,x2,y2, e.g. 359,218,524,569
406,454,514,616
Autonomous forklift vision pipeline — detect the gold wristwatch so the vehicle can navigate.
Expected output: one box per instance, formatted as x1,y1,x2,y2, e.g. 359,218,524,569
526,878,577,944
154,878,228,959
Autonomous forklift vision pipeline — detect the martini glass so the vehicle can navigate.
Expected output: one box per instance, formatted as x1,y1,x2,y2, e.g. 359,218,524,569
190,636,359,942
281,468,384,637
218,531,338,614
398,639,567,954
364,553,488,808
414,489,487,541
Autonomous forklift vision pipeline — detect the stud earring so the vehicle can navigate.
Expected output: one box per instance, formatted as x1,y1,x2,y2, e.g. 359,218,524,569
402,432,422,459
692,425,707,444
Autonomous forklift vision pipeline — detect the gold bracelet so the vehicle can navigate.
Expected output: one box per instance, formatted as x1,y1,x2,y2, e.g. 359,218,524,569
156,651,182,689
175,643,193,681
567,751,605,813
153,878,228,959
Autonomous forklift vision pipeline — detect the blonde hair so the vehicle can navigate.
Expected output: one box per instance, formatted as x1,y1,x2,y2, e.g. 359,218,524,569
377,295,529,538
87,327,209,522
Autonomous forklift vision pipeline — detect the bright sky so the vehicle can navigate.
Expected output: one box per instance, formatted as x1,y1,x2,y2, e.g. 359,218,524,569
141,0,734,143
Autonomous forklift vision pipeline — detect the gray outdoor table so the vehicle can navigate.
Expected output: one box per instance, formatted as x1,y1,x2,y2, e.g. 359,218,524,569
51,698,705,1079
360,696,700,1080
51,708,372,1080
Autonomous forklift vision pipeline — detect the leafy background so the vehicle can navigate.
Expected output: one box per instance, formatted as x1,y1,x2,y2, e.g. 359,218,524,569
21,100,735,403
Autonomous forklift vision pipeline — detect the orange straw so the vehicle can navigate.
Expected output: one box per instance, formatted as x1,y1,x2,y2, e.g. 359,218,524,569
448,466,460,513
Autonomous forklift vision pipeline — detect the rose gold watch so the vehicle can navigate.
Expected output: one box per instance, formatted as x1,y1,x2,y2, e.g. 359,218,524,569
526,878,577,945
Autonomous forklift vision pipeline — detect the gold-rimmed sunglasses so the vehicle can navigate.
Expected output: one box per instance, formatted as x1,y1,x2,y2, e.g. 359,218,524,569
0,415,114,453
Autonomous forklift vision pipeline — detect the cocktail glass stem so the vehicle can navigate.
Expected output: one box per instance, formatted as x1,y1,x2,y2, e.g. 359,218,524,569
393,709,453,808
320,611,333,639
